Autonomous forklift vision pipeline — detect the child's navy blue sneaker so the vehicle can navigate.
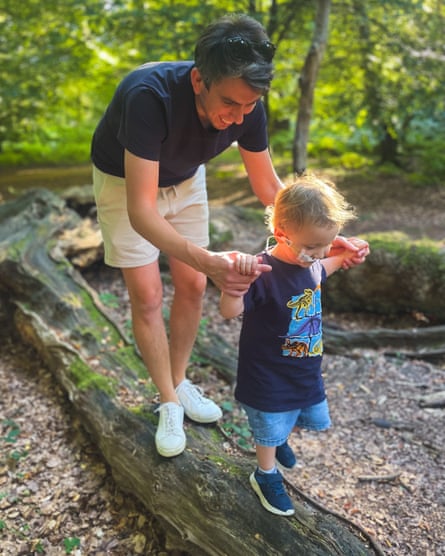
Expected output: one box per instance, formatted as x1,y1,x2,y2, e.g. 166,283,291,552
249,469,295,516
276,441,297,469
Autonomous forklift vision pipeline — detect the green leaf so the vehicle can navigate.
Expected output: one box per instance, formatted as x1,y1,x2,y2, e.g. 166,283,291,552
63,537,81,554
3,428,20,443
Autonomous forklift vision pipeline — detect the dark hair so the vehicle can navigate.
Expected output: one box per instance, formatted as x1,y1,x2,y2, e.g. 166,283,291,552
194,14,275,93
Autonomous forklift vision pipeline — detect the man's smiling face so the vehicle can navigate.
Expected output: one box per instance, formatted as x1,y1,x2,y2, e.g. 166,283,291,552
191,67,261,130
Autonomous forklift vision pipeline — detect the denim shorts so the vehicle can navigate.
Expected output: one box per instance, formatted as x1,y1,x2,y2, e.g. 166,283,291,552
241,399,331,447
93,164,209,268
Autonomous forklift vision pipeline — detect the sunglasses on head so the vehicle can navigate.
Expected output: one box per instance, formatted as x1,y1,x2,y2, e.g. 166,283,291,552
224,36,276,63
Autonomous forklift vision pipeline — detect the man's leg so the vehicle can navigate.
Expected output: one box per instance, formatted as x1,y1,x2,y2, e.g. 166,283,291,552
168,256,222,423
168,256,207,387
122,262,178,403
122,263,186,457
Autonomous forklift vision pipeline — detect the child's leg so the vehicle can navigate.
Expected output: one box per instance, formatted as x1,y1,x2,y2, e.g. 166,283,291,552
251,444,294,516
255,444,276,472
241,405,295,515
295,399,331,432
276,439,298,469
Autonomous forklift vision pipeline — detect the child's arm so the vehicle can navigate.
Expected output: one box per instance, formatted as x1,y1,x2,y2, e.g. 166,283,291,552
219,253,259,319
322,238,370,277
321,253,352,277
330,236,370,269
220,291,244,319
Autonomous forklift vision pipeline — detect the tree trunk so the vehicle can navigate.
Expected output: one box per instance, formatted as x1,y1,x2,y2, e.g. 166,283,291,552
293,0,331,174
0,189,378,555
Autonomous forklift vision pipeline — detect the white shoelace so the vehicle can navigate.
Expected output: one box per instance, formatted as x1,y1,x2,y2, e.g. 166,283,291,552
157,404,182,434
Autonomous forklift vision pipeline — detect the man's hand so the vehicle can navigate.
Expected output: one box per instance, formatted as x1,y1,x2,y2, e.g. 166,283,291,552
207,251,271,296
329,236,370,269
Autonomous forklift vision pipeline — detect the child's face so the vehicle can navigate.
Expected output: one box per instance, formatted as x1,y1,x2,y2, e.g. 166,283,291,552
278,222,339,267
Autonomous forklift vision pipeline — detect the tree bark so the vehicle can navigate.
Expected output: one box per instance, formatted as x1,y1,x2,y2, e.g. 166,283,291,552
0,189,378,555
293,0,331,174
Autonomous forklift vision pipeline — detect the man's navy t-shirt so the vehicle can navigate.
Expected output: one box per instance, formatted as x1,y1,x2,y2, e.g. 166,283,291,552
91,61,268,187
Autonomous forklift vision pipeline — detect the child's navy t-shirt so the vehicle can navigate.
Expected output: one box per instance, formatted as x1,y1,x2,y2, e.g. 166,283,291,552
91,61,268,187
235,252,328,412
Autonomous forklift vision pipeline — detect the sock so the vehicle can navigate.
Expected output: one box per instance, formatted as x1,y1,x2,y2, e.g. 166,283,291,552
258,466,277,474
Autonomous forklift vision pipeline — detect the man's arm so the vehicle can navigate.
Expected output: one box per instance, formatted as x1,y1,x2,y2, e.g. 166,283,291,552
238,146,283,206
124,150,271,295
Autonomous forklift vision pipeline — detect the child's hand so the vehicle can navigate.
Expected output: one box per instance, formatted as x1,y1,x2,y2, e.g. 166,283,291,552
234,253,261,276
341,238,370,269
329,236,370,270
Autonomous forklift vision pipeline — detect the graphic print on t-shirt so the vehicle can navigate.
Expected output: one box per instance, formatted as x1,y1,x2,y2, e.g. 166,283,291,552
281,284,322,358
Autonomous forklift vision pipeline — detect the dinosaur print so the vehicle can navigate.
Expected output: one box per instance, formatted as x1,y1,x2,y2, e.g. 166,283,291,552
281,284,323,359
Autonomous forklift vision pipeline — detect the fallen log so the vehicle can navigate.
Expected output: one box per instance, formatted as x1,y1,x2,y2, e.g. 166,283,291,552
0,188,378,555
323,324,445,361
324,231,445,321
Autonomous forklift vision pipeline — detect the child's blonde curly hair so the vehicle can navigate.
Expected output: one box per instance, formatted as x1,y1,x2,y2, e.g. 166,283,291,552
265,174,356,233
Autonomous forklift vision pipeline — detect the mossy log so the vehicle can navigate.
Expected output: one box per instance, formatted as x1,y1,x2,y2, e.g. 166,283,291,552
0,188,378,555
324,231,445,322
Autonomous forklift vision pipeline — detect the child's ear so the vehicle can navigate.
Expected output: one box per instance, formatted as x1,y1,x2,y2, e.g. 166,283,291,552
274,228,289,244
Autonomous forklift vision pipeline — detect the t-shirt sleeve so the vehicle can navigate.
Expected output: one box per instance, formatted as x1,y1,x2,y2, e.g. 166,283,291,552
237,102,268,153
243,271,268,313
117,87,167,161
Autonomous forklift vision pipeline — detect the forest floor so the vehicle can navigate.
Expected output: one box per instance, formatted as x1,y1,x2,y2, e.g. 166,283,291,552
0,164,444,555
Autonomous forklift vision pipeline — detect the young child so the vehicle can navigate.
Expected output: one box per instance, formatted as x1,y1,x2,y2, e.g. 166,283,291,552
220,175,369,516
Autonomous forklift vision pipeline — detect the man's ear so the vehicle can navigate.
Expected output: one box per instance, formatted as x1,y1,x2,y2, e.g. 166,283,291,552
191,67,205,94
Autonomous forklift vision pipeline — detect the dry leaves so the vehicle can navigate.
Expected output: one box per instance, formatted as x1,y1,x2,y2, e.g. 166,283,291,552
0,338,184,556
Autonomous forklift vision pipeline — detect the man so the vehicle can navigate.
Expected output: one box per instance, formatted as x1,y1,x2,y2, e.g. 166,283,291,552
91,14,364,458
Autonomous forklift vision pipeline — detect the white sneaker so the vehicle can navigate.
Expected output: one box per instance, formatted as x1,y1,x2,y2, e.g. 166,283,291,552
176,379,222,423
154,402,186,457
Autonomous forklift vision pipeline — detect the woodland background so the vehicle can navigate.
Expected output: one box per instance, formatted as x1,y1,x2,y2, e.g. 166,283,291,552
1,2,445,555
1,0,444,182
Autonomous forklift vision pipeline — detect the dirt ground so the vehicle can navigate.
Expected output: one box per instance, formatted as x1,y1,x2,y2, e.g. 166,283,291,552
1,168,444,555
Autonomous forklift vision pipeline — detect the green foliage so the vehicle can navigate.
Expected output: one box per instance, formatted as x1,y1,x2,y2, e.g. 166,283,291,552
99,291,120,309
2,419,20,443
221,421,254,451
9,450,28,462
63,537,81,554
34,541,45,554
405,120,445,184
0,0,443,185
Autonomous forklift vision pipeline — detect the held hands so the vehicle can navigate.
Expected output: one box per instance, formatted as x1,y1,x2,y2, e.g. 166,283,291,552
233,252,262,276
329,236,370,270
209,251,271,297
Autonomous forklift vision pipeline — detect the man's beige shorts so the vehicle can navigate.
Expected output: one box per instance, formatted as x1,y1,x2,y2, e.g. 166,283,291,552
92,165,209,268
